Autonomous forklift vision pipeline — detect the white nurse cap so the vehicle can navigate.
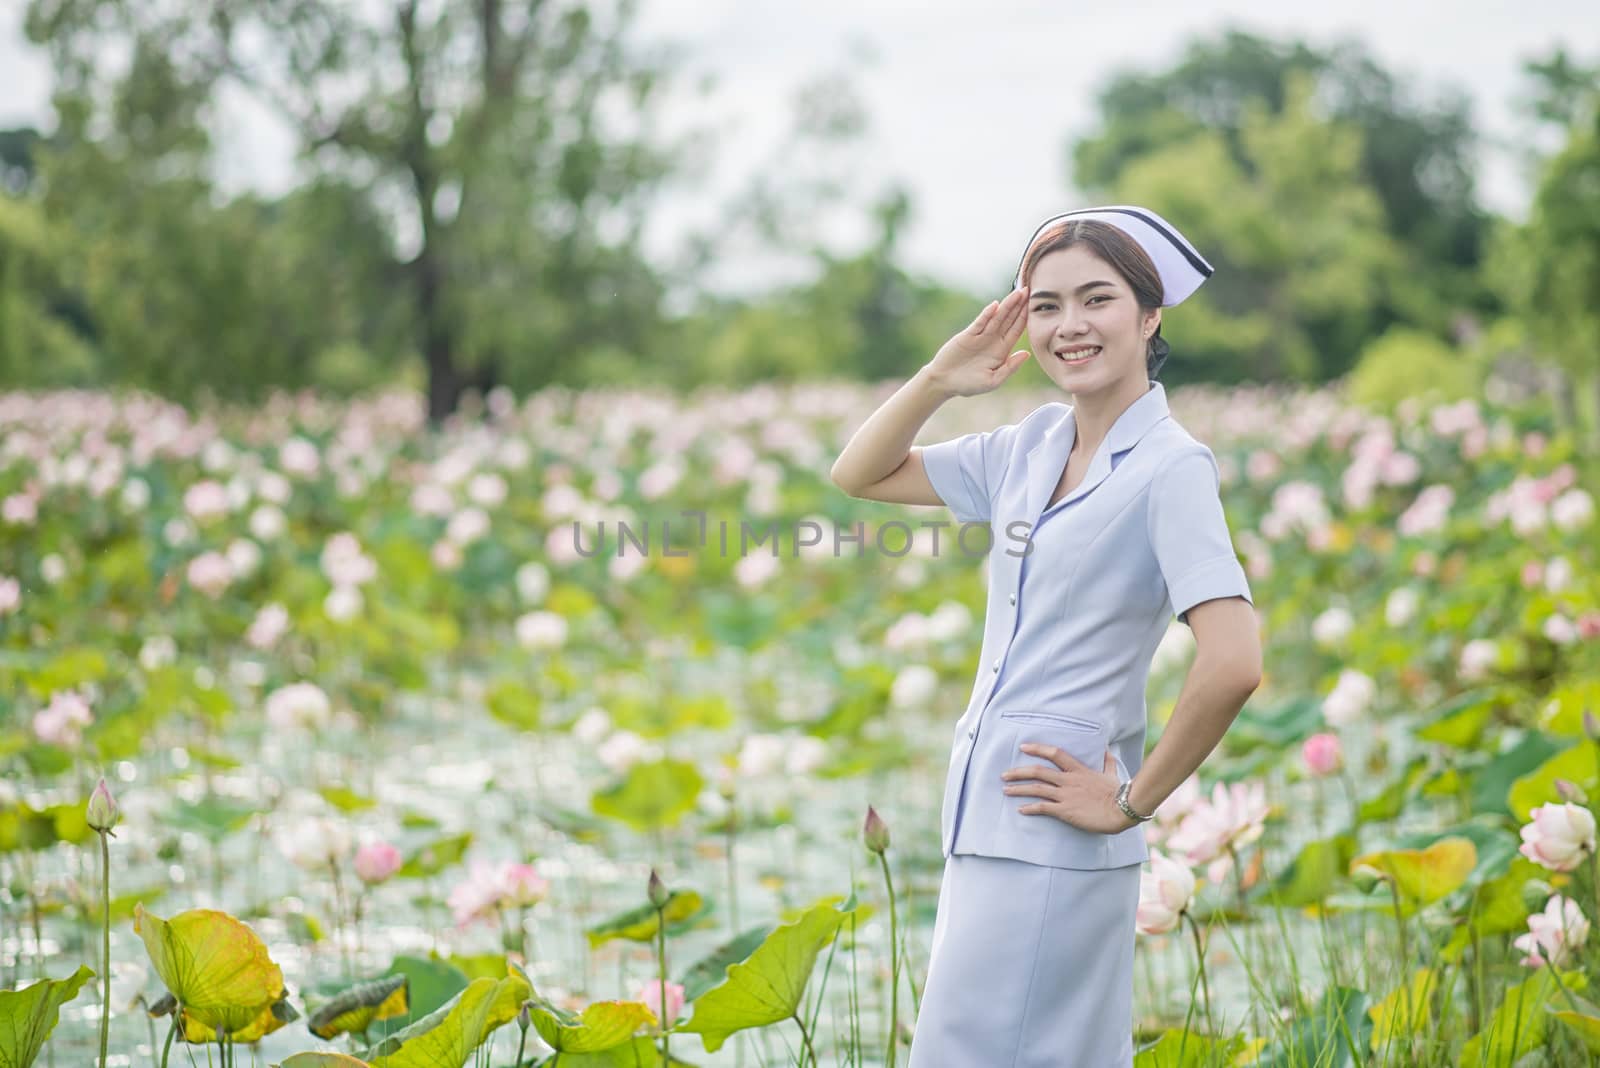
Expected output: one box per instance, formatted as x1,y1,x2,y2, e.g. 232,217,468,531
1012,204,1214,306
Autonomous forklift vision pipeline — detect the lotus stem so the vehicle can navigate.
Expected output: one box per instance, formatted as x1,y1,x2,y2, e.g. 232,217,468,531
328,857,352,979
877,851,899,1068
98,831,111,1068
1183,910,1214,1037
1590,845,1600,944
726,798,740,934
791,1012,819,1068
160,1011,178,1068
655,901,671,1063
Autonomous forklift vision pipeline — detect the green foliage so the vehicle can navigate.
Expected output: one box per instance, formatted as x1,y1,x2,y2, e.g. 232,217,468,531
1104,73,1408,384
0,965,94,1068
678,896,856,1052
1344,325,1487,411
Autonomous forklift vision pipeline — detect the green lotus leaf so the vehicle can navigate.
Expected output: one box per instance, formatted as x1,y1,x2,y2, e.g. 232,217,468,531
1367,968,1435,1053
486,680,540,731
586,890,707,948
308,975,409,1040
1462,968,1587,1065
1249,984,1370,1067
527,997,657,1053
1536,679,1600,739
1551,998,1600,1054
318,786,377,812
679,924,776,1001
590,759,703,832
134,904,286,1036
678,896,856,1052
275,1054,374,1067
357,969,528,1068
1133,1027,1253,1066
1508,742,1599,823
365,956,470,1041
0,964,94,1068
1415,688,1503,748
397,832,473,879
1257,833,1357,908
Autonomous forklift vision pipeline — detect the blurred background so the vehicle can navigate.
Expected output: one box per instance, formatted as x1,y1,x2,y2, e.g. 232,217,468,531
1,0,1597,436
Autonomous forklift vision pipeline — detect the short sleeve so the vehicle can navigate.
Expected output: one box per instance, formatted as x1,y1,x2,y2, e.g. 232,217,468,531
1147,446,1253,625
919,422,1019,525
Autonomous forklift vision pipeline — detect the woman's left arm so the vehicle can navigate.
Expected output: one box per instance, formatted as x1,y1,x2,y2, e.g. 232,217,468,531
1120,595,1262,823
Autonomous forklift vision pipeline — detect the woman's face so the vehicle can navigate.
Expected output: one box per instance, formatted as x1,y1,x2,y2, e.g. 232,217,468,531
1025,245,1158,397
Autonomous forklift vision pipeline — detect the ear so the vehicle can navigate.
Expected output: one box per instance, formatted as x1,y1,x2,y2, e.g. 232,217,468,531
1144,308,1162,338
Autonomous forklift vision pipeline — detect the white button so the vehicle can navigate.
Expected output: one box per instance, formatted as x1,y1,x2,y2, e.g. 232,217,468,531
1009,593,1016,605
991,659,1000,673
967,728,976,739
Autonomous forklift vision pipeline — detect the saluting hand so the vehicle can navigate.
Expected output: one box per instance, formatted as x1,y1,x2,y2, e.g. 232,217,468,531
923,287,1033,398
1000,743,1134,835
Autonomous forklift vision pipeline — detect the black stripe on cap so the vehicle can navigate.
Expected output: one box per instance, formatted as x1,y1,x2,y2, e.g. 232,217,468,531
1015,206,1213,283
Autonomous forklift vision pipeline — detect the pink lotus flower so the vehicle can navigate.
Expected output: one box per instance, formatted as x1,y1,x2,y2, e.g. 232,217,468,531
1519,803,1596,872
186,551,233,598
182,480,230,523
634,979,685,1028
1300,733,1343,777
447,860,549,927
1458,639,1497,681
264,682,332,731
0,575,19,616
1135,849,1195,935
33,689,94,748
354,841,402,885
448,862,506,928
1320,670,1374,727
1164,781,1268,866
1578,614,1600,641
499,863,550,907
1514,895,1589,968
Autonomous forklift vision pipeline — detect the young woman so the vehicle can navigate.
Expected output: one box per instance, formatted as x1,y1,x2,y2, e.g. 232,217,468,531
830,206,1263,1066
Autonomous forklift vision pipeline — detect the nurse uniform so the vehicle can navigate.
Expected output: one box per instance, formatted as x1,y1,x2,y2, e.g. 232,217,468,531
904,206,1254,1068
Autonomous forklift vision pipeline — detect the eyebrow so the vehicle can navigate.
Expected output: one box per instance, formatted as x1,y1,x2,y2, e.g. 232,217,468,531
1029,281,1116,300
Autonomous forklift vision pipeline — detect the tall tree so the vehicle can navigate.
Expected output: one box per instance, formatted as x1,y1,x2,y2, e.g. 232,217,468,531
1488,48,1600,450
1072,29,1491,328
27,0,699,421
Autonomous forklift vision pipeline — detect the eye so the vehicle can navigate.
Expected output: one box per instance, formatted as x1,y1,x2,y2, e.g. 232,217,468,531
1088,295,1111,304
1031,302,1055,311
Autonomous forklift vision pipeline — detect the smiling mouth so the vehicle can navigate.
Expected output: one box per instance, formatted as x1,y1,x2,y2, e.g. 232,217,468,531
1055,346,1101,365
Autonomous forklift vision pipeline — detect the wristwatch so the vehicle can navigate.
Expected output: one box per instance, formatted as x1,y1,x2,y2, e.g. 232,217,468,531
1115,780,1154,824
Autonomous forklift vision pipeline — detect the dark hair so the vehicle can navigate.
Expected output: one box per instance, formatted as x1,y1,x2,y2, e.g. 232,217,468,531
1020,219,1171,380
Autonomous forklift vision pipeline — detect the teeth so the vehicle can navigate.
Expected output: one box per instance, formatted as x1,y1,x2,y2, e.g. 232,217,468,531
1057,347,1100,360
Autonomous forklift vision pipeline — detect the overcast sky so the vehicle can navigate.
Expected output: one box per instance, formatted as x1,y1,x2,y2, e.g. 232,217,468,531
2,0,1590,297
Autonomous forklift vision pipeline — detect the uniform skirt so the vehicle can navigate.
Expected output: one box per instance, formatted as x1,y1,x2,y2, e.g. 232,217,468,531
907,853,1141,1068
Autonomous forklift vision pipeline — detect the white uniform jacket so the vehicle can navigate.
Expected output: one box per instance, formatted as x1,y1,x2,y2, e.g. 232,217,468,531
920,381,1253,869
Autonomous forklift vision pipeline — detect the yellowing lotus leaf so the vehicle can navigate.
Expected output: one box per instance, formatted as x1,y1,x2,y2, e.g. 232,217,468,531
528,997,657,1053
180,994,298,1043
134,904,286,1037
1349,837,1476,909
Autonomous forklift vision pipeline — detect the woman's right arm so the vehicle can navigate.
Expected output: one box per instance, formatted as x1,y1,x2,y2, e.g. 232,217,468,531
830,286,1033,506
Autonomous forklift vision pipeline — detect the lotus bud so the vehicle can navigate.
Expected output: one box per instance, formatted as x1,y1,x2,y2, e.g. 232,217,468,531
517,1002,531,1031
1522,878,1556,912
86,777,121,833
1555,779,1590,806
1349,863,1385,895
863,806,891,855
1585,709,1600,741
647,868,669,909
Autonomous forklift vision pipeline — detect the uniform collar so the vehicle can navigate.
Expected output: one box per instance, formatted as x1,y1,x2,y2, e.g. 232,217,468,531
1024,381,1170,519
